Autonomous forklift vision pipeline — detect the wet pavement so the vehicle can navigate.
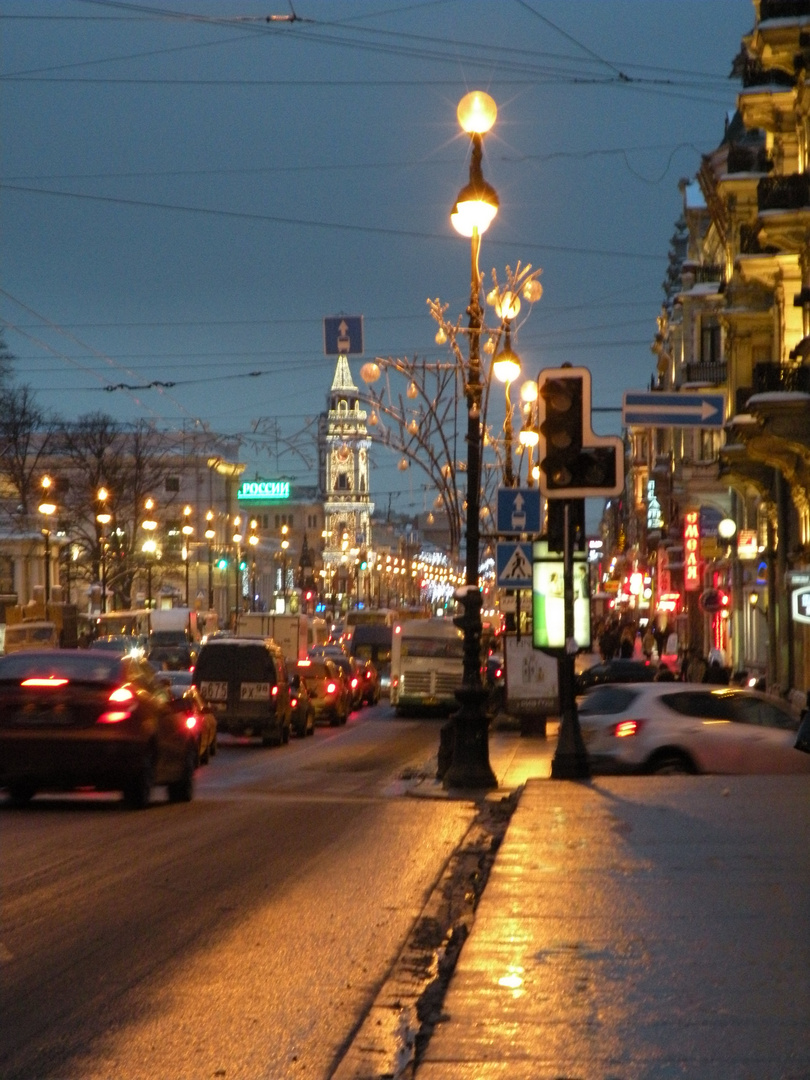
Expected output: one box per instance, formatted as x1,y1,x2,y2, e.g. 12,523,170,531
412,728,810,1079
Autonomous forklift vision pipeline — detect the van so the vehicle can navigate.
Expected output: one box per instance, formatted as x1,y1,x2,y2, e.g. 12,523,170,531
193,638,292,745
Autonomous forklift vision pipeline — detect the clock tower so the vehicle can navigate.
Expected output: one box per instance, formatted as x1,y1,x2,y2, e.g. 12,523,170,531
321,354,373,609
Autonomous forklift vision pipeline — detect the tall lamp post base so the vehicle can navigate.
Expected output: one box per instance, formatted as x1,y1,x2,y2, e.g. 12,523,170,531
443,685,497,789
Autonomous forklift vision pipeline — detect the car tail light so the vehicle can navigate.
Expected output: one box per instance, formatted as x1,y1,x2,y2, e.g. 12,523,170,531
611,719,645,738
291,698,298,709
351,677,359,689
326,681,337,694
21,676,69,687
98,684,136,724
185,715,198,731
271,685,278,697
365,670,373,681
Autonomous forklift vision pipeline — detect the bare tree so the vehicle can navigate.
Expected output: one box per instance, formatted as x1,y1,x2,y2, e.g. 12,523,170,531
0,384,55,528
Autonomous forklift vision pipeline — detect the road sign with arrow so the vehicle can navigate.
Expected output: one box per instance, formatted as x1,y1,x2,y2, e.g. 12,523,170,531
622,391,725,428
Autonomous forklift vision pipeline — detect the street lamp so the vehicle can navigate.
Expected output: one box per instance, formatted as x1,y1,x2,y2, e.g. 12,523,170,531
141,497,158,614
38,476,57,603
232,516,243,623
443,90,501,789
718,516,741,670
182,505,194,607
492,320,522,488
96,486,112,613
205,510,216,611
248,518,259,611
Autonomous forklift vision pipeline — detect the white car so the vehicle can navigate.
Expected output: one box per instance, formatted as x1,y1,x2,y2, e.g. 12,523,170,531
577,683,810,775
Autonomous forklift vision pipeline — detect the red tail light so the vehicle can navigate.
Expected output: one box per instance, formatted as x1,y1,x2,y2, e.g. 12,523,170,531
351,677,359,689
21,676,69,687
98,684,136,724
326,681,337,694
185,714,198,731
271,685,278,697
612,719,645,738
291,698,298,709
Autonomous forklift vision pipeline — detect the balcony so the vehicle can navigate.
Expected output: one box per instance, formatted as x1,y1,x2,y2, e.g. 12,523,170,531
758,173,810,213
752,362,810,394
684,362,727,385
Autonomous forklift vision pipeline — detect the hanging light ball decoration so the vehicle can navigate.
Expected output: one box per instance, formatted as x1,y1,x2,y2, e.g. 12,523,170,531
484,337,496,354
360,361,381,384
369,411,379,426
407,382,418,399
407,418,418,434
523,279,543,303
398,458,410,471
435,327,447,345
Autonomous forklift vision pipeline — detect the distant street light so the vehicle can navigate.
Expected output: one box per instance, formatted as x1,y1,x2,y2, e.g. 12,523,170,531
38,476,57,603
182,505,194,607
141,497,158,613
205,510,216,611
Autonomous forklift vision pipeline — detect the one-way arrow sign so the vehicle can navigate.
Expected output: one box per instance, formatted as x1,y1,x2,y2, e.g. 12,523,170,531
623,391,725,428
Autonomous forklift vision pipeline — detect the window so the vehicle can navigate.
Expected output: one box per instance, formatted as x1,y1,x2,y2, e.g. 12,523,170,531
700,319,721,364
578,687,640,715
165,476,180,493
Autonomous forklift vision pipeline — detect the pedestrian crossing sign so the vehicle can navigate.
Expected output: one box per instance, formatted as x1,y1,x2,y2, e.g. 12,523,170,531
496,542,533,588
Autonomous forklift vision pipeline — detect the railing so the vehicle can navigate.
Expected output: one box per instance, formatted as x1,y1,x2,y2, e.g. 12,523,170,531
758,173,810,213
752,363,810,394
684,362,727,384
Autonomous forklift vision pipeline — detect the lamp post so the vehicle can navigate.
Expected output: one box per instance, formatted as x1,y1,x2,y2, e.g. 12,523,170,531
492,318,522,487
141,497,158,618
38,476,57,603
205,510,216,611
96,487,112,613
182,505,194,607
443,91,501,789
232,516,242,625
248,519,259,611
280,524,289,612
718,516,741,671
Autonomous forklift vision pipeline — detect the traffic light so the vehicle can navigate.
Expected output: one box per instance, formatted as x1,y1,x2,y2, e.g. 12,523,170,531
216,556,229,570
537,366,624,498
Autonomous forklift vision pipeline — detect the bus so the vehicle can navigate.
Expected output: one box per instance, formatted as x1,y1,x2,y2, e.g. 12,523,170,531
348,622,394,695
86,609,152,643
345,608,397,630
389,617,464,715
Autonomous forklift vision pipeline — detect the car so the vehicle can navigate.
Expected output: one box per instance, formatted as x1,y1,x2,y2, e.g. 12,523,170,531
89,634,147,658
148,643,198,672
0,649,198,808
193,638,292,746
575,657,658,693
288,671,315,737
358,660,381,705
159,671,217,764
328,653,364,710
296,658,349,726
577,682,810,775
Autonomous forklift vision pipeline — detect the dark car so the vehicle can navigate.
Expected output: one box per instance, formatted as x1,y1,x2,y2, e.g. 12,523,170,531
288,671,315,737
160,672,217,764
326,653,364,710
148,643,198,672
193,638,292,746
359,660,380,705
576,658,657,694
296,658,349,726
0,649,197,808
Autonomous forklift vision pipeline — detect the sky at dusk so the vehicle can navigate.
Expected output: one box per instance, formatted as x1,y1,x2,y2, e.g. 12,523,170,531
1,0,750,521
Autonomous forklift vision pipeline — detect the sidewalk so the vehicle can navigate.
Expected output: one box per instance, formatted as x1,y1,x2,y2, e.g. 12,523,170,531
415,745,810,1078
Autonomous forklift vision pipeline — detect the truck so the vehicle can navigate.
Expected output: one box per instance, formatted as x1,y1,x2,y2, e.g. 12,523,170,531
149,607,201,646
3,594,79,653
389,617,464,715
235,613,327,664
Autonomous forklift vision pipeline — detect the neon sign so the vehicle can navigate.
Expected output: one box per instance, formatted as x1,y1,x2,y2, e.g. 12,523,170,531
237,480,290,501
684,510,700,591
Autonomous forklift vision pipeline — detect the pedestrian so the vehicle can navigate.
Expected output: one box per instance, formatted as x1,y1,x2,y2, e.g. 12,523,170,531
619,625,635,658
686,647,708,683
642,627,655,662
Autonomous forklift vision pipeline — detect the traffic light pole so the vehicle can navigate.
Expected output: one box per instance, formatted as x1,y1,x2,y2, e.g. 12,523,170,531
550,500,590,780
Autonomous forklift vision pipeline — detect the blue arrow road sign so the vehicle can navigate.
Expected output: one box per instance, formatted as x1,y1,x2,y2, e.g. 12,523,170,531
496,542,533,588
623,391,725,428
497,487,541,535
324,315,364,356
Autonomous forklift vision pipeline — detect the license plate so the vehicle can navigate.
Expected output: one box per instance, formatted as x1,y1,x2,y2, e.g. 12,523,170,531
240,682,270,701
200,680,228,702
13,704,72,726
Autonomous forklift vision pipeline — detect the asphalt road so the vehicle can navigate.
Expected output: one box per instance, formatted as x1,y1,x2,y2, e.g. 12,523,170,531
0,705,474,1080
